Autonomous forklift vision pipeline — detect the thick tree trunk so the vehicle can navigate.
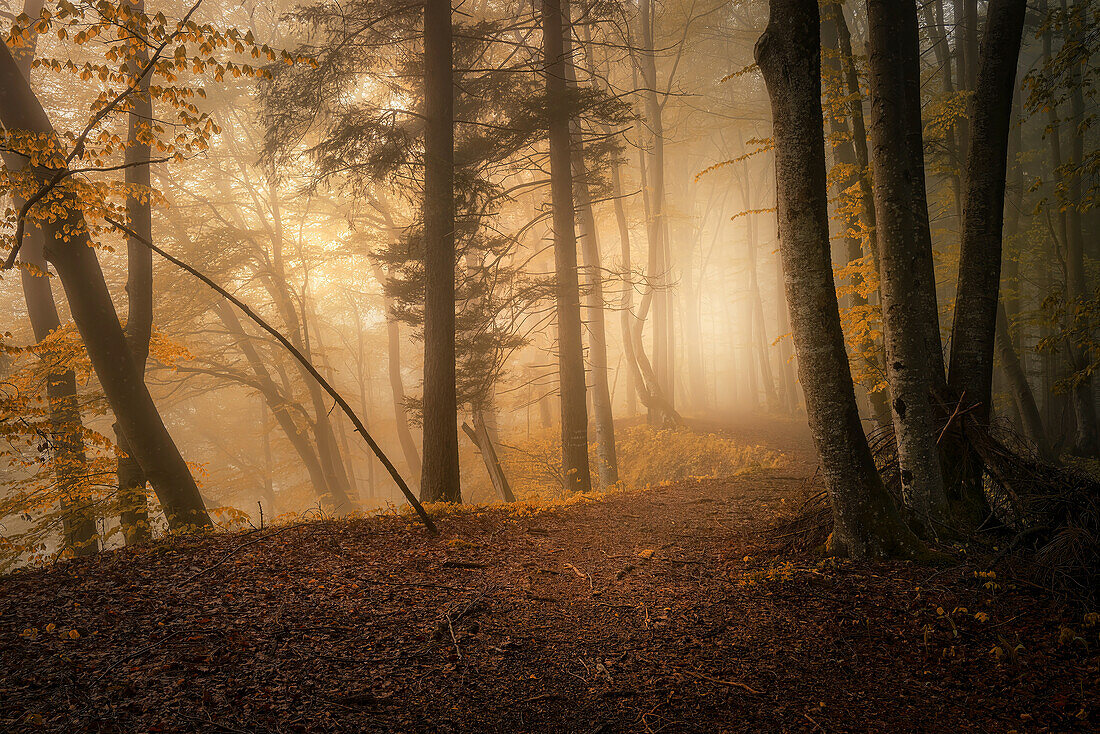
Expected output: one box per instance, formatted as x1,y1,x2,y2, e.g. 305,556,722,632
543,0,592,493
118,0,154,544
756,0,921,558
866,0,949,534
0,43,210,531
420,0,461,502
947,0,1027,420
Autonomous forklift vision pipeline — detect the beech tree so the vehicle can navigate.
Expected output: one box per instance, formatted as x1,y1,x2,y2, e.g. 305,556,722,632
756,0,920,558
0,41,211,531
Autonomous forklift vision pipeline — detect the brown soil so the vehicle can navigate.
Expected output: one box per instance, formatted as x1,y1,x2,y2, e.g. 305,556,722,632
1,418,1096,732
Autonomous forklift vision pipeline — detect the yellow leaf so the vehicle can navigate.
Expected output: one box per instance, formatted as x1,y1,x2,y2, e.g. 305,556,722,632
637,549,655,559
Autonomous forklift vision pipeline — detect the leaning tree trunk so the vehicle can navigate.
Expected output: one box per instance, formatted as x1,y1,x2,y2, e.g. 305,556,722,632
214,302,344,509
420,0,461,502
866,0,949,535
117,0,154,544
943,0,1028,525
947,0,1027,418
0,42,210,530
756,0,921,558
543,0,592,493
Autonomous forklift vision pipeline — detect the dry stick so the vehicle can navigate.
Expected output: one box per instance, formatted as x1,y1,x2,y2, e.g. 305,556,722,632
102,216,438,536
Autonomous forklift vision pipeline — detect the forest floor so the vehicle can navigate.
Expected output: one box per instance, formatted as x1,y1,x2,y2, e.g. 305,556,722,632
1,418,1097,733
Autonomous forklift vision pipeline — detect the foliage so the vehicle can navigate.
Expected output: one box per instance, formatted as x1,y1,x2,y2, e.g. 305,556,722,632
495,424,784,501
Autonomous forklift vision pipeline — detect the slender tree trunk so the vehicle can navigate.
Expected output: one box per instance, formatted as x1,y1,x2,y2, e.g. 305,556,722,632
638,0,674,422
463,412,516,502
822,6,888,426
214,303,346,508
1063,0,1097,456
370,263,424,480
0,43,211,530
996,304,1050,456
899,5,947,389
5,5,98,556
543,0,591,493
260,398,276,514
947,0,1027,419
564,30,618,488
866,0,949,534
420,0,461,502
756,0,921,558
117,0,154,544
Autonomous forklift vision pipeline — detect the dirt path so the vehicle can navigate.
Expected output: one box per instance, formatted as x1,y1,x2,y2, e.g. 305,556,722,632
1,419,1095,732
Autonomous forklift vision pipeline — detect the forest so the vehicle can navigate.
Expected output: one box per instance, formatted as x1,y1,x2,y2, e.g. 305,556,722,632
0,0,1097,730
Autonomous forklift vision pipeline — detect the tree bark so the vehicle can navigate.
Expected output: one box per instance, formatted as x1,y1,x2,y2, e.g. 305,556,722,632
756,0,921,558
564,28,618,489
420,0,461,502
5,3,98,556
543,0,592,493
947,0,1027,420
638,0,675,422
0,43,211,531
866,0,949,533
117,0,154,544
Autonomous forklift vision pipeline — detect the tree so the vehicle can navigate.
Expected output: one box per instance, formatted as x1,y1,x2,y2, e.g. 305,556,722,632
756,0,920,558
543,0,592,494
947,0,1028,425
419,0,462,503
3,0,98,556
117,0,154,544
865,0,949,534
0,41,211,531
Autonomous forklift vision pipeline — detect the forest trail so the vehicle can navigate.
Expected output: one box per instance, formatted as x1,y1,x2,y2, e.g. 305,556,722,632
1,418,1094,733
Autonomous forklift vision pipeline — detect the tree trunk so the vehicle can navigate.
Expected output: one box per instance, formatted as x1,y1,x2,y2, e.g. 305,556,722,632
214,302,346,509
0,42,211,531
564,29,618,488
543,0,592,493
4,6,98,556
638,0,675,423
117,0,154,544
420,0,461,502
996,304,1050,457
756,0,921,558
866,0,949,534
947,0,1027,421
463,412,516,502
370,263,424,481
899,5,947,389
